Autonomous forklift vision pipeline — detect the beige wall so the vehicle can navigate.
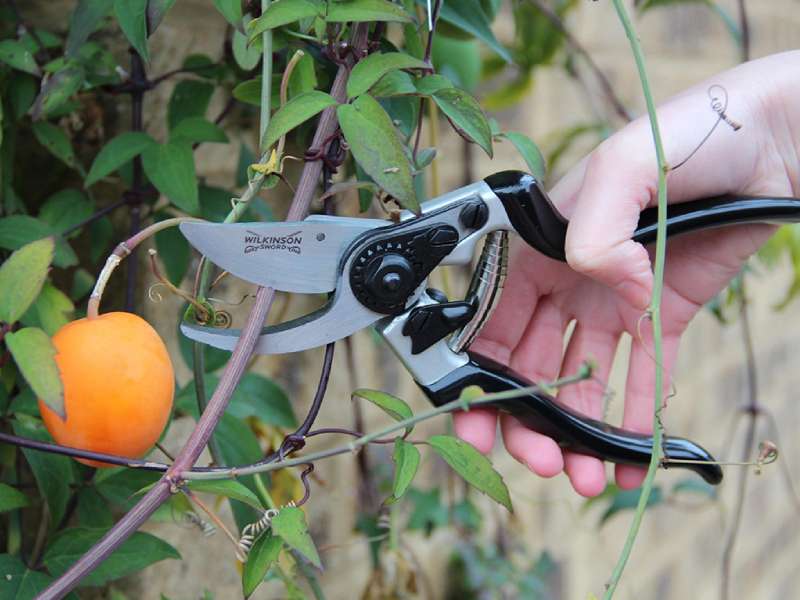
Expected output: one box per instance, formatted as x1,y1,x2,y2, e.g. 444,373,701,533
25,1,800,598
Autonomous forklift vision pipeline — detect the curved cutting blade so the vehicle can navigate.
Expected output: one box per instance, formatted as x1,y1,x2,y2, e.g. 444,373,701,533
180,216,385,293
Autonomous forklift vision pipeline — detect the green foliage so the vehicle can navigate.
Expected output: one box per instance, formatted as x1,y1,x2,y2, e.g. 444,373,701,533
428,435,512,511
0,238,54,325
85,131,155,186
242,533,283,598
114,0,149,61
141,141,199,214
353,388,414,433
43,528,180,586
0,482,30,512
6,328,64,417
262,90,338,150
271,506,322,568
431,87,493,157
346,52,428,98
338,94,418,211
390,438,420,500
0,554,79,600
186,480,264,511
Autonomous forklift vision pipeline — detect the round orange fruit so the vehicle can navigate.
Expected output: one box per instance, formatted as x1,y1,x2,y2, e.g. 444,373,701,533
38,311,174,467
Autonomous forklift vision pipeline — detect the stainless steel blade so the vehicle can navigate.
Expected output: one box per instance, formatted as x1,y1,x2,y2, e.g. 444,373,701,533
180,217,385,293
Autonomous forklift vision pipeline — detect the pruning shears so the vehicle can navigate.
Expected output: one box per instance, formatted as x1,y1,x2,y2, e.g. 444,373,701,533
179,170,800,486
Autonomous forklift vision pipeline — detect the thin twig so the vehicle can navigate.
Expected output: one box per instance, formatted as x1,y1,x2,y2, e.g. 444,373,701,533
736,0,750,63
526,0,632,122
125,48,147,313
60,197,129,238
720,278,758,600
604,2,669,597
180,370,591,481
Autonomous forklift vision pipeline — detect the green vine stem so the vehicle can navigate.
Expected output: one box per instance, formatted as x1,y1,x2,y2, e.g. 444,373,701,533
192,3,275,466
604,1,669,598
179,368,592,481
87,217,202,319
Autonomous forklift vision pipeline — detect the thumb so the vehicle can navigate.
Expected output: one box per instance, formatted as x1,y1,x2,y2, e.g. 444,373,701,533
563,139,657,310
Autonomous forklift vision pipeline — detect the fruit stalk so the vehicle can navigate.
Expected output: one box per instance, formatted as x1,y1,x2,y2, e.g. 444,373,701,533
87,218,201,319
40,23,371,599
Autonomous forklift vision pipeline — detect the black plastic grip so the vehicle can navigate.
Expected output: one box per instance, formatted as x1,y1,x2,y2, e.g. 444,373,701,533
420,352,723,484
485,170,800,261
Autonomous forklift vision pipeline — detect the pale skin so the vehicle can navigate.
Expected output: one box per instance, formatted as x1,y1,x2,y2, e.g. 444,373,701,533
454,51,800,497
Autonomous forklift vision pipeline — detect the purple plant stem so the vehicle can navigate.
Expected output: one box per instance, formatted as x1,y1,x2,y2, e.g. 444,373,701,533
37,24,369,600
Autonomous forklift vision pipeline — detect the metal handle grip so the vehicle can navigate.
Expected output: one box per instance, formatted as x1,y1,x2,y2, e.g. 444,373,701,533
485,170,800,261
419,352,723,484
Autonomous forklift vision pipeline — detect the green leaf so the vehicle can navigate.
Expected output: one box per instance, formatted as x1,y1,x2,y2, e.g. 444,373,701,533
167,80,215,130
347,52,428,98
0,40,39,76
6,328,64,418
432,37,480,92
431,87,492,157
12,417,74,528
94,468,161,510
242,533,282,598
271,506,321,568
232,77,262,106
24,283,75,336
142,141,199,214
114,0,149,61
0,554,79,600
39,189,93,236
414,74,453,95
187,480,264,511
154,213,190,284
147,0,177,33
592,484,664,525
406,488,448,533
8,73,37,120
428,435,512,511
352,388,414,434
337,94,418,211
66,0,114,57
0,216,77,268
369,70,417,97
672,477,717,499
391,438,420,500
32,122,80,171
71,268,95,301
31,66,85,119
214,0,243,28
0,483,29,513
43,528,180,587
288,52,317,98
248,0,321,41
21,283,75,335
0,238,54,324
85,131,155,186
232,30,261,71
501,132,545,180
262,91,337,150
435,0,511,62
177,373,297,428
77,487,114,528
171,117,229,144
326,0,414,23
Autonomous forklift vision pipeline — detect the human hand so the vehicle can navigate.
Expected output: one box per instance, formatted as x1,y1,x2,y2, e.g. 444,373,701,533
454,51,800,497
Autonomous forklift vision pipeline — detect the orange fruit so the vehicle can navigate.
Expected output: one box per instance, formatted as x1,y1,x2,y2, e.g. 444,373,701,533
38,311,174,467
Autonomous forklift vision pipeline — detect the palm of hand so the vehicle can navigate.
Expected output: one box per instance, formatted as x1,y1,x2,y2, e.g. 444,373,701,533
454,223,774,497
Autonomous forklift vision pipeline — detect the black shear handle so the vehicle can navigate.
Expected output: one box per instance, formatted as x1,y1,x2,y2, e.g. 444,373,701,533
486,170,800,262
420,353,723,485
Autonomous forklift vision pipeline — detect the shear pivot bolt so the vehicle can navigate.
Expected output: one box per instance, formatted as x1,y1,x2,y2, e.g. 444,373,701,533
459,200,489,230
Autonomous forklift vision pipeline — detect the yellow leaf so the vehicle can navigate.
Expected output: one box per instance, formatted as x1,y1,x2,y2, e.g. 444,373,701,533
250,149,280,175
